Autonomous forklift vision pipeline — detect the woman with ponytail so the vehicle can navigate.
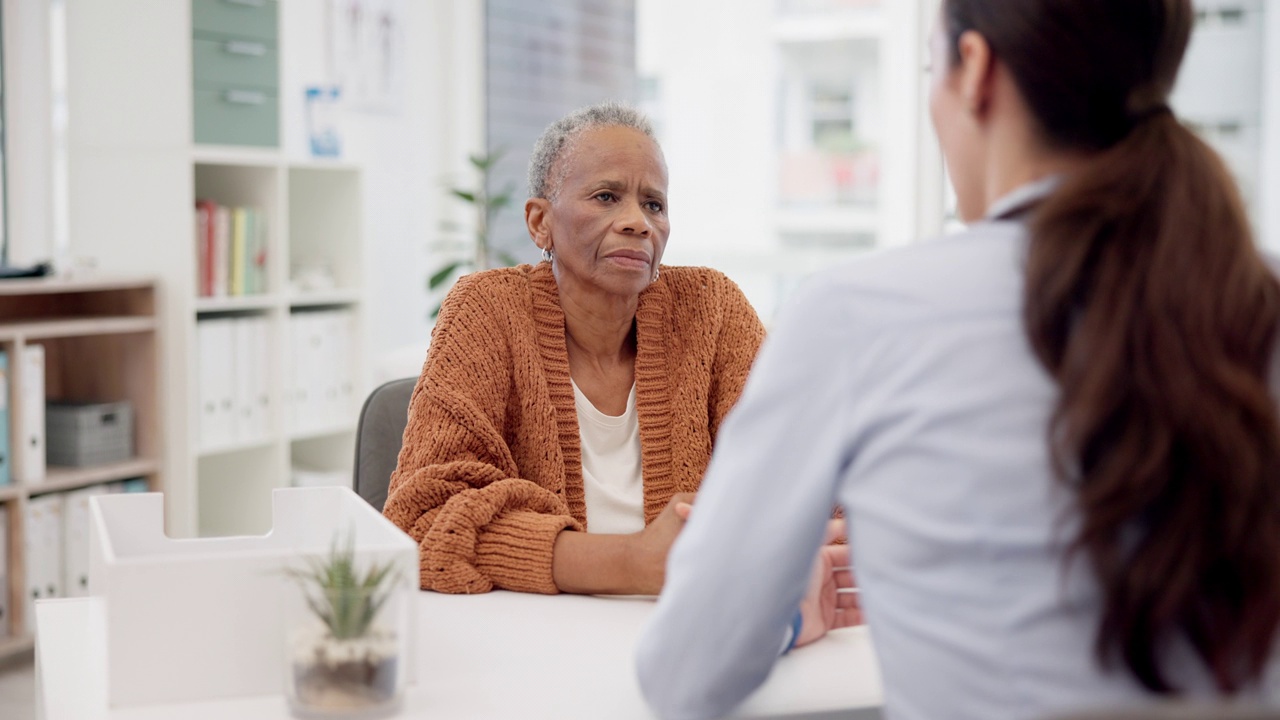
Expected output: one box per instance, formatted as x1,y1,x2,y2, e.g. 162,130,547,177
637,1,1280,718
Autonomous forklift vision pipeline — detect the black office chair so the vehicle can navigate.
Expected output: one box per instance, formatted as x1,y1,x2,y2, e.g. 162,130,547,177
352,377,417,510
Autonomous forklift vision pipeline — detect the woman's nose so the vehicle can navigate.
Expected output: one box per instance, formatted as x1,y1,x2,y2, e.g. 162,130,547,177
619,202,652,236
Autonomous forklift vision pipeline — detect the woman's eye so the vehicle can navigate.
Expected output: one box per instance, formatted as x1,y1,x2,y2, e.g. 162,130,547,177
646,201,664,213
595,192,616,202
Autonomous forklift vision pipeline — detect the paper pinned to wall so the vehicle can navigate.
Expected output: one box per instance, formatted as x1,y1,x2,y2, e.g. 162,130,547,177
328,0,406,114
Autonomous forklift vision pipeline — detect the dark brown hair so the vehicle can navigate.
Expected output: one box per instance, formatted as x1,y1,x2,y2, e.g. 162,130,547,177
944,0,1280,693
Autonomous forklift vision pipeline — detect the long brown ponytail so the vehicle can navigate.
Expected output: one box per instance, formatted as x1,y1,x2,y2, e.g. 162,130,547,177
946,0,1280,693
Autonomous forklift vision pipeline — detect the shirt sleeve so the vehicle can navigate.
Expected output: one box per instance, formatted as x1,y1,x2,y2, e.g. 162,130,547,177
383,275,580,595
635,276,858,720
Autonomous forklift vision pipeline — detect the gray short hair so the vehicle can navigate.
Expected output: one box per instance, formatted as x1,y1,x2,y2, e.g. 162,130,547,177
528,101,658,200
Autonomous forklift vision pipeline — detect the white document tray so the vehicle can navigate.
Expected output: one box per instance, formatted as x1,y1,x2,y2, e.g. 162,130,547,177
88,486,419,708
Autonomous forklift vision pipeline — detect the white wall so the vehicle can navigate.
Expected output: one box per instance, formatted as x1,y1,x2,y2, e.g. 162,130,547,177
279,0,485,383
2,0,54,265
1263,1,1280,250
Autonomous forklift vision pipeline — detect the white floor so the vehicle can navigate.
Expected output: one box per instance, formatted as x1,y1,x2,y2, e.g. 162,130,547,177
0,656,36,720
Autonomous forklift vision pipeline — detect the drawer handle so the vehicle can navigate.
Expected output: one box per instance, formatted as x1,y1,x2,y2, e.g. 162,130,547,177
224,40,267,57
224,89,266,105
222,0,266,7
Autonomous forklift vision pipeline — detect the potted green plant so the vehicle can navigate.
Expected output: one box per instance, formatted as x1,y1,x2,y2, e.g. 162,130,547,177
283,531,405,718
428,150,520,318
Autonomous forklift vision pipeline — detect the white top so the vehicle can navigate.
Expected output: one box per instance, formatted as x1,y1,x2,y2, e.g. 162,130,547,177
572,379,645,535
636,180,1280,720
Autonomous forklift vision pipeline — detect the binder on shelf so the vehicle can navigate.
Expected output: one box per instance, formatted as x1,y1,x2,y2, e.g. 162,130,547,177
24,493,64,634
0,509,9,638
0,351,10,486
195,200,217,297
197,319,236,449
64,485,109,598
232,317,272,444
231,207,248,297
18,344,46,484
214,206,231,299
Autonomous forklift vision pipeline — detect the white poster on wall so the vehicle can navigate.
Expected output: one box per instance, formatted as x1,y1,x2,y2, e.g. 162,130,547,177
328,0,406,114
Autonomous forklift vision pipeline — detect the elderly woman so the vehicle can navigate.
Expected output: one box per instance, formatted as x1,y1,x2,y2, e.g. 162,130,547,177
383,102,765,595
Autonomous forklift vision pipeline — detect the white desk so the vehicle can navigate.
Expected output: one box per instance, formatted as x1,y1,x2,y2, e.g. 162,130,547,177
36,591,884,720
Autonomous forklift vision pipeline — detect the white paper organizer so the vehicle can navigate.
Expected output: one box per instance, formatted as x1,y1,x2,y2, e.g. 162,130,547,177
88,486,419,708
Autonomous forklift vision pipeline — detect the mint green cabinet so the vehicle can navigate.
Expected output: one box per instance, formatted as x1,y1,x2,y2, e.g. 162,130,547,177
193,89,279,147
191,0,279,146
193,38,278,89
192,0,278,41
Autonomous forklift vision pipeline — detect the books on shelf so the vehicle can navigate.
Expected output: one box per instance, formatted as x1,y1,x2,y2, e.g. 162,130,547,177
195,200,268,298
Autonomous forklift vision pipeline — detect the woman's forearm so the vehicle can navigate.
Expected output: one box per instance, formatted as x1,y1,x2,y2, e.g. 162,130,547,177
551,530,640,594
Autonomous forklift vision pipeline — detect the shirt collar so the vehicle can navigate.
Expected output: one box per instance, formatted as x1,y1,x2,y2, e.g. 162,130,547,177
983,175,1063,222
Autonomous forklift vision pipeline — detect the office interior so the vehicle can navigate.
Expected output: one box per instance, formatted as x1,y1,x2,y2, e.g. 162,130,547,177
0,0,1276,718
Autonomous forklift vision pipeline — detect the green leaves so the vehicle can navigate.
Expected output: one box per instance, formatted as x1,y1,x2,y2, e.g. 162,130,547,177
429,260,468,290
283,529,402,641
449,189,478,204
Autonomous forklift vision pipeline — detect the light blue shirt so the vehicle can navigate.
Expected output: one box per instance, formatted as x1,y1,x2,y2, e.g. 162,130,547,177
635,181,1280,720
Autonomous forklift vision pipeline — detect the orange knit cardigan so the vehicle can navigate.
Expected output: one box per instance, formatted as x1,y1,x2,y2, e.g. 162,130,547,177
383,262,765,594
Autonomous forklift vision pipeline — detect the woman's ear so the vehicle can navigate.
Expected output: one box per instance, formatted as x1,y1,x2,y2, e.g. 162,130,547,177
956,29,995,118
525,198,552,251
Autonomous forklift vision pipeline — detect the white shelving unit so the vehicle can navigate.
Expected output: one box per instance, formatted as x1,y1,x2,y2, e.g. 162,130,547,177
0,279,162,661
61,0,368,538
190,157,363,538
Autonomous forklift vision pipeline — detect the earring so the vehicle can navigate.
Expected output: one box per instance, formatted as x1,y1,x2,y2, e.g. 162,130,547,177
541,248,553,263
652,267,660,282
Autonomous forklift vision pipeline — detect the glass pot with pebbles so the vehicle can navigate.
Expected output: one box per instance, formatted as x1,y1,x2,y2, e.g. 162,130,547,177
283,532,407,718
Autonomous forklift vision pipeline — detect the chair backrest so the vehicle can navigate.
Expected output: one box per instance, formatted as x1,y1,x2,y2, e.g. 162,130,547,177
352,377,417,511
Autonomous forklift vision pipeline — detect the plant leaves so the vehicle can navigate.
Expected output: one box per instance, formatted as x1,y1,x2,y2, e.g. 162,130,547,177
430,301,443,320
450,189,478,204
429,260,467,289
497,251,520,267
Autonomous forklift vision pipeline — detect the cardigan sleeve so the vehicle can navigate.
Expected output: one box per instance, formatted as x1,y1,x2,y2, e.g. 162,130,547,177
707,274,767,441
382,275,580,595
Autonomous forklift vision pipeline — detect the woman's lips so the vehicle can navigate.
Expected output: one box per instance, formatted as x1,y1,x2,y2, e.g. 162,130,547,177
605,251,651,270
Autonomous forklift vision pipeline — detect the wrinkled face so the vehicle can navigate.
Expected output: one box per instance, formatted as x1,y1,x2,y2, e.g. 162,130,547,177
928,18,986,223
539,126,670,300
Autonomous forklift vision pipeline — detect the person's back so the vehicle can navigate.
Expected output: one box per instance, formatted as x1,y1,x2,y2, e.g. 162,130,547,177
813,212,1278,718
637,1,1280,718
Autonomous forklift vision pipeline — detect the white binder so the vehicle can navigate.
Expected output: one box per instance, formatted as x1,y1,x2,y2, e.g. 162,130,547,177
232,318,258,443
18,344,45,483
197,319,236,449
0,510,8,637
252,317,273,439
63,485,108,598
24,493,64,634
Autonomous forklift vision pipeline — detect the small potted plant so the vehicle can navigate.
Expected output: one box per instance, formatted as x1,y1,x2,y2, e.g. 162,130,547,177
283,532,405,718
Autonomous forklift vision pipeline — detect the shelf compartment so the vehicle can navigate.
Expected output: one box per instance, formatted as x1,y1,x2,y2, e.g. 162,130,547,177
0,316,156,342
193,145,281,168
195,294,280,314
288,289,360,308
32,458,160,495
288,423,355,443
197,435,278,458
0,634,35,662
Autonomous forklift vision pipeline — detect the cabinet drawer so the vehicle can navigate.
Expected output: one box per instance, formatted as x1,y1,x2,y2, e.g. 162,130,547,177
192,0,277,41
193,88,279,147
193,37,278,89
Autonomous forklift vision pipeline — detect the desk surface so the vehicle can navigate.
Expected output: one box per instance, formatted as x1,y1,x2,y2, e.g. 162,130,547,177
36,591,884,720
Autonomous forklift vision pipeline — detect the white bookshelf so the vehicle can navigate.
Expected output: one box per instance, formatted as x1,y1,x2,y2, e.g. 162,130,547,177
191,157,363,537
61,1,367,538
